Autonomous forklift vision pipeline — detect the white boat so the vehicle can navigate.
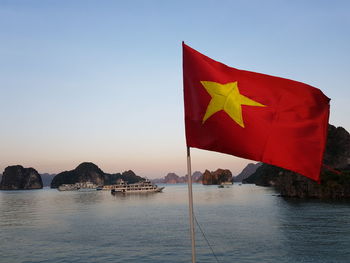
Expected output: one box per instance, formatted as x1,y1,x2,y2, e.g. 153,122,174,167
58,181,100,191
58,184,80,191
109,179,164,194
77,181,99,191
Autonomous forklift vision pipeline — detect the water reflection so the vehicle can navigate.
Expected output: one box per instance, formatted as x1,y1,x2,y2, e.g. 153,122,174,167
0,190,42,227
276,198,350,263
110,191,160,201
1,185,350,263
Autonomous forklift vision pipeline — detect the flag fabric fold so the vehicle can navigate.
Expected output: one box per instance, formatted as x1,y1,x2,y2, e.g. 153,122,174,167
183,43,330,182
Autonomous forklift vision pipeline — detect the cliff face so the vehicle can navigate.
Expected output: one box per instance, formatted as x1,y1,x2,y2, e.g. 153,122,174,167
275,170,350,199
243,164,282,186
235,163,262,182
0,165,43,190
51,162,105,188
202,169,232,185
243,125,350,198
323,125,350,169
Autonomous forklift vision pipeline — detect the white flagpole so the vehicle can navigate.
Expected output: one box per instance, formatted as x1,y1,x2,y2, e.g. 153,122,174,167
186,146,196,263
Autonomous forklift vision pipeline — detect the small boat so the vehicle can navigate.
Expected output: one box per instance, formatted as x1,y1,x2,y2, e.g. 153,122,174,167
218,181,233,188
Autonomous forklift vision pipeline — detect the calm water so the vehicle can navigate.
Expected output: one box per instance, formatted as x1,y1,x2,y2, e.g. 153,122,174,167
1,184,350,263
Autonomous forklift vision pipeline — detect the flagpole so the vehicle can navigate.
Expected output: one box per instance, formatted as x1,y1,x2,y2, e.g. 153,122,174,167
186,146,196,263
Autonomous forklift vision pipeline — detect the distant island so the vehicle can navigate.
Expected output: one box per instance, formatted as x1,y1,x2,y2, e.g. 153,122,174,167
234,163,262,182
1,124,348,197
0,162,145,190
152,169,234,185
0,165,43,190
51,162,144,188
0,163,261,190
152,171,202,184
0,163,236,190
202,169,233,185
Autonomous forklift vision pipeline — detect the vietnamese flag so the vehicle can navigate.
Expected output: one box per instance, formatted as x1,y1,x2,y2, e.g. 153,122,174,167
183,43,330,182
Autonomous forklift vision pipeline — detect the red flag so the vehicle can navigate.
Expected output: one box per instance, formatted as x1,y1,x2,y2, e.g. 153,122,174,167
183,43,330,182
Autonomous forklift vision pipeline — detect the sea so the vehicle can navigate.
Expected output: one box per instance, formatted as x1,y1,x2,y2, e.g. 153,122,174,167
1,184,350,263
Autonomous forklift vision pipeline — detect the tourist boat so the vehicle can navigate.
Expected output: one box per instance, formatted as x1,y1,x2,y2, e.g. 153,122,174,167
77,181,99,191
58,184,80,191
58,181,100,191
109,179,164,194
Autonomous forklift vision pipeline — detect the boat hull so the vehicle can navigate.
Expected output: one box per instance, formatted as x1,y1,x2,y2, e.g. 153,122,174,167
111,187,164,194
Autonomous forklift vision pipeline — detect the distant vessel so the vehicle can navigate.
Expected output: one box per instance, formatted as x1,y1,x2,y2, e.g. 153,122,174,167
108,179,164,194
58,184,79,191
58,181,99,191
218,181,233,188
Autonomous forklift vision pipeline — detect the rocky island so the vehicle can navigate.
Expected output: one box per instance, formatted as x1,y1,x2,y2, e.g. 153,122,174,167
202,169,233,185
51,162,144,188
51,162,105,188
104,169,144,185
243,124,350,199
152,171,202,184
160,173,186,184
0,165,43,190
234,162,262,182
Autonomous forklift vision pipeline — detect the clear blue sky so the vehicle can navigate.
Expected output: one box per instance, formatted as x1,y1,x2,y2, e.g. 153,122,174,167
0,0,349,177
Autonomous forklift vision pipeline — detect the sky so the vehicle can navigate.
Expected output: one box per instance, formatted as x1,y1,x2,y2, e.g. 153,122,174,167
0,0,349,178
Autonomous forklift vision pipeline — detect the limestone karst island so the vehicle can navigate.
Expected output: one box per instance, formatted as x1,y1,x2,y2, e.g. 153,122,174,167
1,125,349,199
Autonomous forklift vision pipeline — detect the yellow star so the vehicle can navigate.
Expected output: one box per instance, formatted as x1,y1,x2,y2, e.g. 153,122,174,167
201,81,266,128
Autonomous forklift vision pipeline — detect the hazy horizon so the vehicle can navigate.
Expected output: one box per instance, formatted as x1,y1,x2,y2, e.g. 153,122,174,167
0,150,256,179
1,1,349,179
